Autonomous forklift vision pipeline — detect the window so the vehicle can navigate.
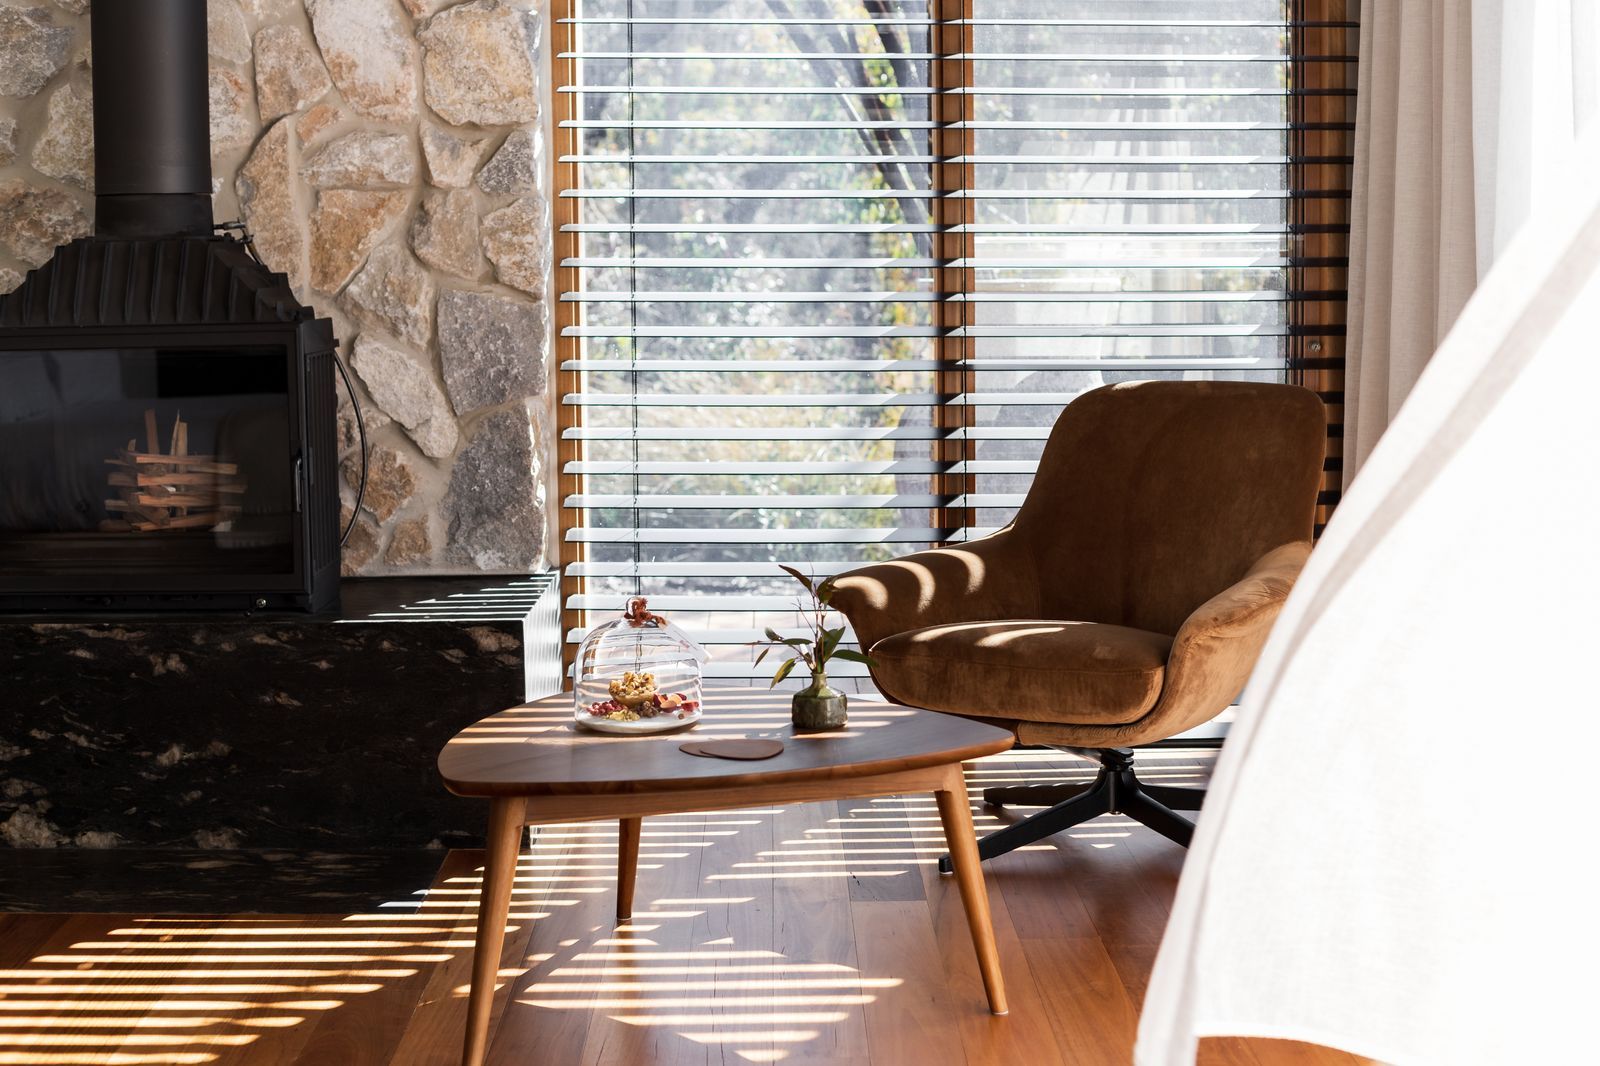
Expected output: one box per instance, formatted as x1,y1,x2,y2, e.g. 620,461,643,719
554,1,1355,680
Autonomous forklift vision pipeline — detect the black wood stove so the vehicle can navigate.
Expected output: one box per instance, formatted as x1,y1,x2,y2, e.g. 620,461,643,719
0,0,341,612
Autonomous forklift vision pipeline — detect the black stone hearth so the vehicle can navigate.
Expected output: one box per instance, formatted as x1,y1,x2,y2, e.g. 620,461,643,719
0,849,448,914
0,574,558,911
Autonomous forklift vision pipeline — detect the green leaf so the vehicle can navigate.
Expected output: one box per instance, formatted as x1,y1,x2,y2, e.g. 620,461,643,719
830,649,878,668
816,576,837,604
777,564,815,594
757,627,810,649
820,626,845,659
753,646,770,667
770,656,799,688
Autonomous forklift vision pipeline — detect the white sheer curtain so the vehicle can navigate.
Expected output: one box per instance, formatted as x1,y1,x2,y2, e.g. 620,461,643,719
1135,124,1600,1066
1472,0,1600,270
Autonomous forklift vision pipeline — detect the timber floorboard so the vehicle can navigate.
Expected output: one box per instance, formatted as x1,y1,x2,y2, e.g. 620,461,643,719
0,749,1370,1066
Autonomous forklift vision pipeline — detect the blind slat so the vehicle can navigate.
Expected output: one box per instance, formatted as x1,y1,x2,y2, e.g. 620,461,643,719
561,255,1334,268
568,493,950,509
559,86,1352,98
570,562,861,578
563,426,1053,442
563,391,1194,408
562,189,1341,201
560,18,1355,29
561,324,1300,339
567,460,1060,475
563,154,1356,165
561,189,1348,201
561,356,1286,372
558,51,1348,63
568,527,959,544
566,493,1027,510
562,290,1344,303
561,120,1353,132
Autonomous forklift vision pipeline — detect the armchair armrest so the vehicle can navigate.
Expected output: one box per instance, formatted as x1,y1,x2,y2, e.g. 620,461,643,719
829,528,1040,653
1130,540,1313,743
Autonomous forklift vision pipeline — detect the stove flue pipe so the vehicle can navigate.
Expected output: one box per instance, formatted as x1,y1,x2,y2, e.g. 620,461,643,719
90,0,214,239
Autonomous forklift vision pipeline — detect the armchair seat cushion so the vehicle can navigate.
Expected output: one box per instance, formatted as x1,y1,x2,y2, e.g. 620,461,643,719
868,620,1173,725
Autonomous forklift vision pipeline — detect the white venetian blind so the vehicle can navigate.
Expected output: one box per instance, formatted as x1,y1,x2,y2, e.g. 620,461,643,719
556,0,1352,679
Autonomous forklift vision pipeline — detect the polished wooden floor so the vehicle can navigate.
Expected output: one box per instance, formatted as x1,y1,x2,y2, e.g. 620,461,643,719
0,748,1369,1066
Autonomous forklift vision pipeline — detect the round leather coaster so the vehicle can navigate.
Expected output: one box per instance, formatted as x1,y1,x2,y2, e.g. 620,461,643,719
679,738,785,761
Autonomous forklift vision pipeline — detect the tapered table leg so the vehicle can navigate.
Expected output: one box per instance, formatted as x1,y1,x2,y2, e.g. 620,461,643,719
461,796,526,1066
934,767,1009,1015
617,817,642,922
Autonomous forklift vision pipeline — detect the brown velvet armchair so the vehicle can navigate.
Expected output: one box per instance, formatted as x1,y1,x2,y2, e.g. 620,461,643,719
830,380,1325,862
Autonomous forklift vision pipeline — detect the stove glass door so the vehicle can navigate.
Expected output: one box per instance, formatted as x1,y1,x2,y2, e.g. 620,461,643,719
0,344,297,581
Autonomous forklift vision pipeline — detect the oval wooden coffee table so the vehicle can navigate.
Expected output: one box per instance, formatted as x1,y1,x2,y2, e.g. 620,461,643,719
438,687,1015,1066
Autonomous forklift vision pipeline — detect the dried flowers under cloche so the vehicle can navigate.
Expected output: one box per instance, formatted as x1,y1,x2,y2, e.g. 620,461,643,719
574,597,710,734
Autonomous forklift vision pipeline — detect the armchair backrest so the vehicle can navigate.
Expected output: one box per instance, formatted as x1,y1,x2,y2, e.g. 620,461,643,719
1009,380,1325,636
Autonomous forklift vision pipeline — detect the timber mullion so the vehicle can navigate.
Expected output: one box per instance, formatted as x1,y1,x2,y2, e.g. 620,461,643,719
1290,0,1356,533
930,0,975,545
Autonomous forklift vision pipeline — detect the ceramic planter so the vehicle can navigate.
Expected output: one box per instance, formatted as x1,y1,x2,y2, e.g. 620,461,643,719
791,675,848,732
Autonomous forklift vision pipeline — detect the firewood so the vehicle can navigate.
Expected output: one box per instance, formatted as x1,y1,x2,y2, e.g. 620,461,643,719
157,512,233,530
104,409,246,533
133,493,222,508
125,454,238,474
131,472,218,487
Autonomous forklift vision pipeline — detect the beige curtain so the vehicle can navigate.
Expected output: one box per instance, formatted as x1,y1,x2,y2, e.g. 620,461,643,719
1344,0,1478,484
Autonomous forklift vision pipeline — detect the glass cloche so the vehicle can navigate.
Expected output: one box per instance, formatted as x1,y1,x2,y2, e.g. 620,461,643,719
574,597,710,733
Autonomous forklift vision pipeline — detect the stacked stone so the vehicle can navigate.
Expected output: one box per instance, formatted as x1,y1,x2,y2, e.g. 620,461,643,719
0,0,551,576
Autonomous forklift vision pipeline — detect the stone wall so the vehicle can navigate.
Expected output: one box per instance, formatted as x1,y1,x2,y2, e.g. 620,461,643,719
0,0,553,575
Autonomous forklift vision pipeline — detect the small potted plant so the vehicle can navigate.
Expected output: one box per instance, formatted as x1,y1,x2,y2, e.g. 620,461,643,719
753,566,875,732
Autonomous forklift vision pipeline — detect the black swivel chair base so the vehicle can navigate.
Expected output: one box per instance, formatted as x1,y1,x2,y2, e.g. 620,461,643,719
936,747,1204,873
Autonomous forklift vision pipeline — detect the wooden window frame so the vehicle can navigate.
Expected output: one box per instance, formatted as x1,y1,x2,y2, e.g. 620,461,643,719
551,0,1360,675
1289,0,1358,532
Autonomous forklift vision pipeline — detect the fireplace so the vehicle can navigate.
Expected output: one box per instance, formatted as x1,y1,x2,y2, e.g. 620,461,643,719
0,0,341,612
